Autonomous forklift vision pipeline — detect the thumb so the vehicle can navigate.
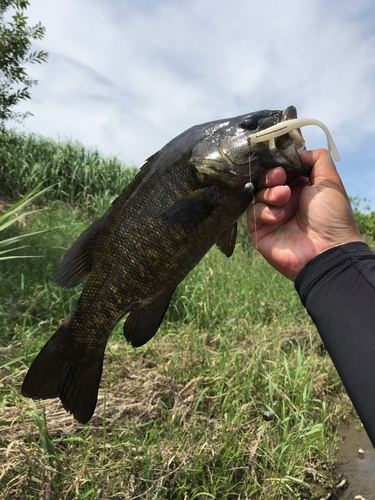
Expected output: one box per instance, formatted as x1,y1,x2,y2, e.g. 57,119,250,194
299,148,343,188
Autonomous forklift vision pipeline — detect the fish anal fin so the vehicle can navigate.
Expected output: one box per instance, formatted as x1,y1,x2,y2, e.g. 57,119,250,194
54,213,109,289
22,323,104,424
124,291,175,348
162,187,223,228
216,223,237,257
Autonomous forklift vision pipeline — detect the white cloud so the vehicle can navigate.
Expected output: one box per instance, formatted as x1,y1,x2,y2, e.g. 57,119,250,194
10,0,375,200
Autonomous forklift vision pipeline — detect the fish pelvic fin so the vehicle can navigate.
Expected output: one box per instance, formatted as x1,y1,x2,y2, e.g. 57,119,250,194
22,323,104,424
124,290,175,348
54,213,109,289
216,222,237,257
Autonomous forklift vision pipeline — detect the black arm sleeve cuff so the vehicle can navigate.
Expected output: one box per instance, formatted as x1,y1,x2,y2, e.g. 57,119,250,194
295,241,375,448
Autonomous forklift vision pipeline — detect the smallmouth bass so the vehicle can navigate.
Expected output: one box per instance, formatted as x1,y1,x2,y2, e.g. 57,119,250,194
22,105,311,423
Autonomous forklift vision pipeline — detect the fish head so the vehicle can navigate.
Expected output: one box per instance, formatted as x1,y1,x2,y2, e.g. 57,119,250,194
192,105,310,188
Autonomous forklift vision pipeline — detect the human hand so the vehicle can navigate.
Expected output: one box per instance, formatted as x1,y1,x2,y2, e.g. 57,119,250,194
247,149,363,281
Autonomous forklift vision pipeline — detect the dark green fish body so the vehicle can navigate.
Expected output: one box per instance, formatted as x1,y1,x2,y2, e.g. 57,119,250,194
22,106,309,423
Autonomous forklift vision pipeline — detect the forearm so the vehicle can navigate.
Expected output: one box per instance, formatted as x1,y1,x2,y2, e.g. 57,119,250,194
295,241,375,448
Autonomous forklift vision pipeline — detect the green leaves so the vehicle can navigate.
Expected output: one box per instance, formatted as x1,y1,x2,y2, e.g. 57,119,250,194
0,0,48,123
350,196,375,240
0,183,51,260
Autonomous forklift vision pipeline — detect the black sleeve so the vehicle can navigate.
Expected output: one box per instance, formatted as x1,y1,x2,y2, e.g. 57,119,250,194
295,241,375,448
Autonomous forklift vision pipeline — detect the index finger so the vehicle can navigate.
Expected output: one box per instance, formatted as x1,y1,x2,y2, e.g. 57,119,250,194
256,166,287,190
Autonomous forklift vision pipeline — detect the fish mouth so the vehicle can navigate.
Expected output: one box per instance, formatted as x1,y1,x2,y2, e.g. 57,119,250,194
280,105,306,150
249,106,340,167
267,105,310,175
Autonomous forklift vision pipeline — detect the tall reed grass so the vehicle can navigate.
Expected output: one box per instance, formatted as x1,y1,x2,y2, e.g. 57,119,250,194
0,129,138,205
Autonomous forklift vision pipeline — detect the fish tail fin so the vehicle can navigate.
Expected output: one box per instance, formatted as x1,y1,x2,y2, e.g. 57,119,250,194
22,322,104,424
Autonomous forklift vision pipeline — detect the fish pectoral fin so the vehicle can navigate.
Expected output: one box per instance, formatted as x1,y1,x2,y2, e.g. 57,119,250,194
54,212,109,289
216,223,237,257
162,187,223,228
123,290,175,348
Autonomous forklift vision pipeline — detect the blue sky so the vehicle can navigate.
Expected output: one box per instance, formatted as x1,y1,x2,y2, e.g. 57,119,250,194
10,0,375,206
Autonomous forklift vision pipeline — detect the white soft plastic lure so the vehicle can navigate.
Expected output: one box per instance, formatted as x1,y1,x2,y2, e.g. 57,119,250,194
249,118,340,163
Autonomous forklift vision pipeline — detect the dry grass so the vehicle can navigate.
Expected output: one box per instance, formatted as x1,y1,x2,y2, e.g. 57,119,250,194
1,325,345,500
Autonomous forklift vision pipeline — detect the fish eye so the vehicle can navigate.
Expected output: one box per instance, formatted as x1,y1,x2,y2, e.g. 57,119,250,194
240,117,258,131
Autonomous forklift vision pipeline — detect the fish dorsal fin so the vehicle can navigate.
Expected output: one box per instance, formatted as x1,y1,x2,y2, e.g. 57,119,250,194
54,155,158,290
144,151,159,163
123,290,175,347
110,154,156,208
216,223,237,257
54,213,108,289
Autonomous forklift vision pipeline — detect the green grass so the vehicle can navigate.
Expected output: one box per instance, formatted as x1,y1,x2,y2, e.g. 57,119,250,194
0,209,346,499
0,130,359,499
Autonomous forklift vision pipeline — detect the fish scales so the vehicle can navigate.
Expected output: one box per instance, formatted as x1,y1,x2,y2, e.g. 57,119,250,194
22,106,310,423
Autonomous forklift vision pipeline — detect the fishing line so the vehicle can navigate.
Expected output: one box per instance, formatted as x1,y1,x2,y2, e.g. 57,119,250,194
249,147,269,424
248,152,262,310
